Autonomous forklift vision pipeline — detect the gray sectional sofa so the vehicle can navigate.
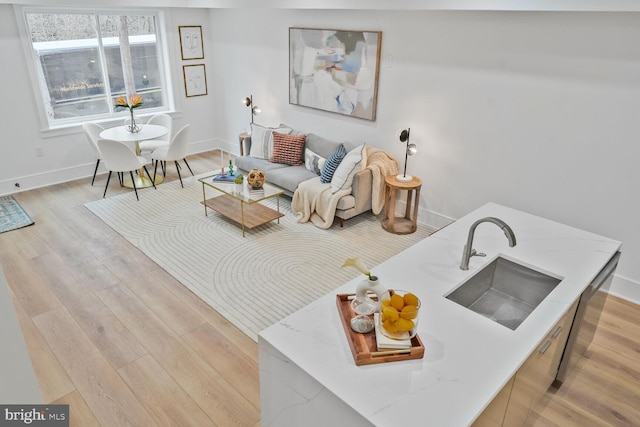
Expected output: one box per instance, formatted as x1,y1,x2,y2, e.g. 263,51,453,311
234,126,373,226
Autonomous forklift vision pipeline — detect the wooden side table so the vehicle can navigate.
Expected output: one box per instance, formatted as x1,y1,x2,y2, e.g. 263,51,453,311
382,176,422,235
238,131,250,156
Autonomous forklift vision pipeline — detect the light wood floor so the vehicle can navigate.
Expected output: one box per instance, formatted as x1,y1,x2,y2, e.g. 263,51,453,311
2,150,639,426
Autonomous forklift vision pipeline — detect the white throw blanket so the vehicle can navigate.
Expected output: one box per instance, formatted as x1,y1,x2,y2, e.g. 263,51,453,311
365,146,399,214
292,146,399,228
292,177,351,229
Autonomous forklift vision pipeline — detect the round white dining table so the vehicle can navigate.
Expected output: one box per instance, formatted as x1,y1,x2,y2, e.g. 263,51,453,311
99,124,168,188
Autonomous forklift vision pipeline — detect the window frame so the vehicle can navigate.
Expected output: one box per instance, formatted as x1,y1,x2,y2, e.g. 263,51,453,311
15,5,176,135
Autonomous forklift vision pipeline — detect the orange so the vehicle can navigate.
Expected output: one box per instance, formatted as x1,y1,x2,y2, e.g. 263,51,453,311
382,306,399,322
395,318,415,332
400,305,418,320
403,293,420,307
382,319,398,334
390,293,405,311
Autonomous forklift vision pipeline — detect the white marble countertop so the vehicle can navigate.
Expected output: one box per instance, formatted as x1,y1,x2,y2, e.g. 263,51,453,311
259,202,622,426
1,267,42,403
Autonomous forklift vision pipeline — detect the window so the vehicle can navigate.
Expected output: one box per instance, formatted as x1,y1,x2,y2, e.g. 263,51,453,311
21,8,171,128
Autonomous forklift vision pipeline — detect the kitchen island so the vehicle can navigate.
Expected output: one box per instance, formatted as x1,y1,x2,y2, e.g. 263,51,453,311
258,202,621,426
1,267,42,404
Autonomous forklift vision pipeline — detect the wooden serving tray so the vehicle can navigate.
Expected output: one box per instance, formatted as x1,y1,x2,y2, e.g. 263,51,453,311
336,294,425,366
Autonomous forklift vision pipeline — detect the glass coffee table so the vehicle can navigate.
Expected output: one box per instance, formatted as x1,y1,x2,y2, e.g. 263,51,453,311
199,174,285,237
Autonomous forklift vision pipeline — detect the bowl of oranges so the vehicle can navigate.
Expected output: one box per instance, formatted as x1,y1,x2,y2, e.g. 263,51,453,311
379,289,420,339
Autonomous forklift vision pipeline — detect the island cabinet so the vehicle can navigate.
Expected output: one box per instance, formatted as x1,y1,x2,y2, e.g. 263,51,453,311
1,267,42,403
473,300,579,427
472,377,515,427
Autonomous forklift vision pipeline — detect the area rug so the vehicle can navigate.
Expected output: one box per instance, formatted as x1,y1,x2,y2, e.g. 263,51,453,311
85,174,435,341
0,195,35,234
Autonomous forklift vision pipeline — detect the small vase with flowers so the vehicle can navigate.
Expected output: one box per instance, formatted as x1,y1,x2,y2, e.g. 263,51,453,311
115,95,143,133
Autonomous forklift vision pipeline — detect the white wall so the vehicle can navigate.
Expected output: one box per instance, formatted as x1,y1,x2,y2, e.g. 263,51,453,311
209,9,640,302
0,5,638,302
0,6,219,194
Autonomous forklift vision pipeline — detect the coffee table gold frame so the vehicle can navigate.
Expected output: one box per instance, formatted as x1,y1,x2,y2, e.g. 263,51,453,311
199,174,285,237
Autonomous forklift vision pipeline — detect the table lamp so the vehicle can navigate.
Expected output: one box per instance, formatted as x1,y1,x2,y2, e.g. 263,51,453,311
397,128,417,182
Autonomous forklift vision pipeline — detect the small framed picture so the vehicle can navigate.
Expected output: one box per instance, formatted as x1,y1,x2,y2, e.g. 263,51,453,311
183,64,207,97
179,25,204,60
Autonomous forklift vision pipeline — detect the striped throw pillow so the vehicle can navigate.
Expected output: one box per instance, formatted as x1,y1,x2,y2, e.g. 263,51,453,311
269,132,306,165
249,124,292,159
320,144,346,183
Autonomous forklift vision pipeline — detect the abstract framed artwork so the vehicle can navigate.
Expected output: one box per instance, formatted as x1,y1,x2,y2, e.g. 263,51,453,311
183,64,207,97
179,25,204,60
289,27,382,121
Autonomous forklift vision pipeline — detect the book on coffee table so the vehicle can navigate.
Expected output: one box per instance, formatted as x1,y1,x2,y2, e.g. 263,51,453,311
212,173,239,182
247,186,264,195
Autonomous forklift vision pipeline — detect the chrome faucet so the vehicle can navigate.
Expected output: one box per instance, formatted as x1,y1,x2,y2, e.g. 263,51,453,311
460,217,516,270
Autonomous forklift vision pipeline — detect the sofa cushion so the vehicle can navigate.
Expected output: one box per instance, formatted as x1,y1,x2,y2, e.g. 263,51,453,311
235,156,289,174
249,124,292,159
305,133,343,159
304,148,326,175
270,132,306,166
320,144,346,184
336,194,356,210
331,143,365,193
267,166,318,193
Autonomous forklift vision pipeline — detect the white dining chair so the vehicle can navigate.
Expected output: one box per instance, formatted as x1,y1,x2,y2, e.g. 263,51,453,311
139,113,172,153
82,122,105,186
151,124,193,188
97,139,156,201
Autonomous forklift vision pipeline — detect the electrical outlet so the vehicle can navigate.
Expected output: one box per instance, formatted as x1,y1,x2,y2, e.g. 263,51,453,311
34,147,44,157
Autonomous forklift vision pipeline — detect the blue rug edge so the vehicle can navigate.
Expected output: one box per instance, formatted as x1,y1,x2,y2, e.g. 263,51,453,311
0,195,35,234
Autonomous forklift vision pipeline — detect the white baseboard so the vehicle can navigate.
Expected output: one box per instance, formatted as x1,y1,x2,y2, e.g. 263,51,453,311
604,274,640,305
0,138,222,197
418,207,455,230
396,200,455,230
0,163,94,197
190,138,223,156
392,200,455,231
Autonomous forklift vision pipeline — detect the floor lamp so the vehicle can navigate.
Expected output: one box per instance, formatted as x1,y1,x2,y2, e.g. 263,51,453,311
243,95,261,124
396,128,417,182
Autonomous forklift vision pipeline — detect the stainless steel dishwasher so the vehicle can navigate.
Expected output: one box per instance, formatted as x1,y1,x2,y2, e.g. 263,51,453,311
556,251,621,382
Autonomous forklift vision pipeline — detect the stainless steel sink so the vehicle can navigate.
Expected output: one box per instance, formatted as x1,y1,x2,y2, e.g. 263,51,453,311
446,257,562,330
